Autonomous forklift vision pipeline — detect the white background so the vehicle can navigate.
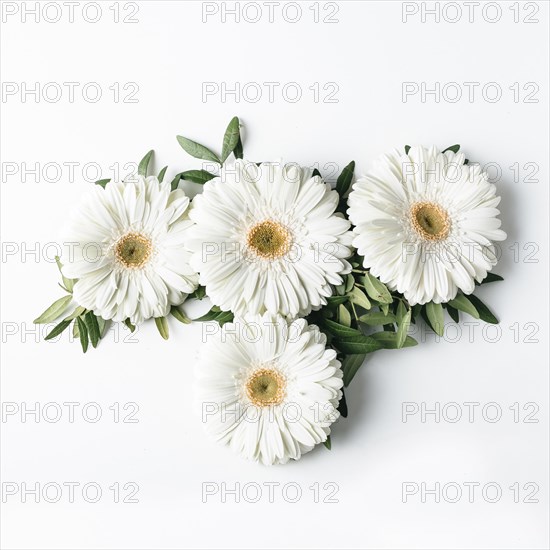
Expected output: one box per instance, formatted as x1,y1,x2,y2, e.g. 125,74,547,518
1,1,549,549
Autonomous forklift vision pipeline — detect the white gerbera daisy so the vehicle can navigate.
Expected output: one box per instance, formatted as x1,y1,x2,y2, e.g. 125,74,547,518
195,313,343,465
348,146,506,305
187,160,353,319
61,175,198,324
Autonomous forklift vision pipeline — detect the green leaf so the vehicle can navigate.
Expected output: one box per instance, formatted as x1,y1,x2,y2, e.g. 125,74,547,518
348,286,371,310
338,390,348,418
312,168,322,178
97,317,107,338
72,319,80,338
404,145,411,154
155,316,169,340
124,318,136,333
34,295,73,324
233,135,244,159
76,317,89,353
194,307,234,326
477,273,504,285
335,160,355,197
171,306,191,324
138,150,154,176
95,179,110,188
326,295,349,307
158,166,168,183
343,274,354,293
338,304,351,327
396,308,412,348
171,170,216,192
447,305,460,323
334,335,383,355
425,302,445,336
55,256,75,293
442,144,460,154
363,273,392,304
359,311,396,326
322,319,361,339
467,295,498,324
84,311,101,348
448,294,479,319
176,135,221,164
323,436,332,450
190,286,206,301
342,354,367,386
64,306,86,321
221,116,241,163
370,331,417,349
44,319,72,341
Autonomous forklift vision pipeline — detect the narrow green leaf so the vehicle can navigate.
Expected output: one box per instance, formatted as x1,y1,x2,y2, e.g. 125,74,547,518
447,305,460,323
335,160,355,197
95,179,110,188
76,317,89,353
124,318,136,333
396,309,412,348
322,319,362,339
323,436,332,450
176,135,221,164
477,273,504,285
172,170,216,191
34,295,73,324
84,311,101,348
370,331,417,349
345,274,355,293
396,301,406,324
171,305,191,324
334,335,383,355
442,144,460,154
448,294,479,319
425,302,445,336
338,390,348,418
342,354,367,386
233,135,244,159
216,312,234,327
359,311,396,326
72,319,80,338
55,256,75,293
158,166,168,183
404,145,411,154
338,304,351,327
312,168,322,178
193,307,234,326
221,116,241,163
154,316,169,340
363,273,392,304
349,286,371,310
326,295,349,307
190,286,206,300
138,150,154,176
64,306,86,321
467,295,498,324
44,319,72,341
97,317,107,338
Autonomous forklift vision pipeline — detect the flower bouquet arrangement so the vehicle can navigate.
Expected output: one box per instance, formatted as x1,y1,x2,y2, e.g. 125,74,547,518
35,117,506,465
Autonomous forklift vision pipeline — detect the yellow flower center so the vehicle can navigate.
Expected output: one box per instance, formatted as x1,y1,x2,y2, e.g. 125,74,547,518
245,368,286,407
410,202,450,241
246,220,292,260
114,232,152,268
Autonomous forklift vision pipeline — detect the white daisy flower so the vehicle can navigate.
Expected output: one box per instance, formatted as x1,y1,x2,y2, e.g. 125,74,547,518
348,146,506,305
61,175,198,324
195,313,343,465
187,160,353,319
